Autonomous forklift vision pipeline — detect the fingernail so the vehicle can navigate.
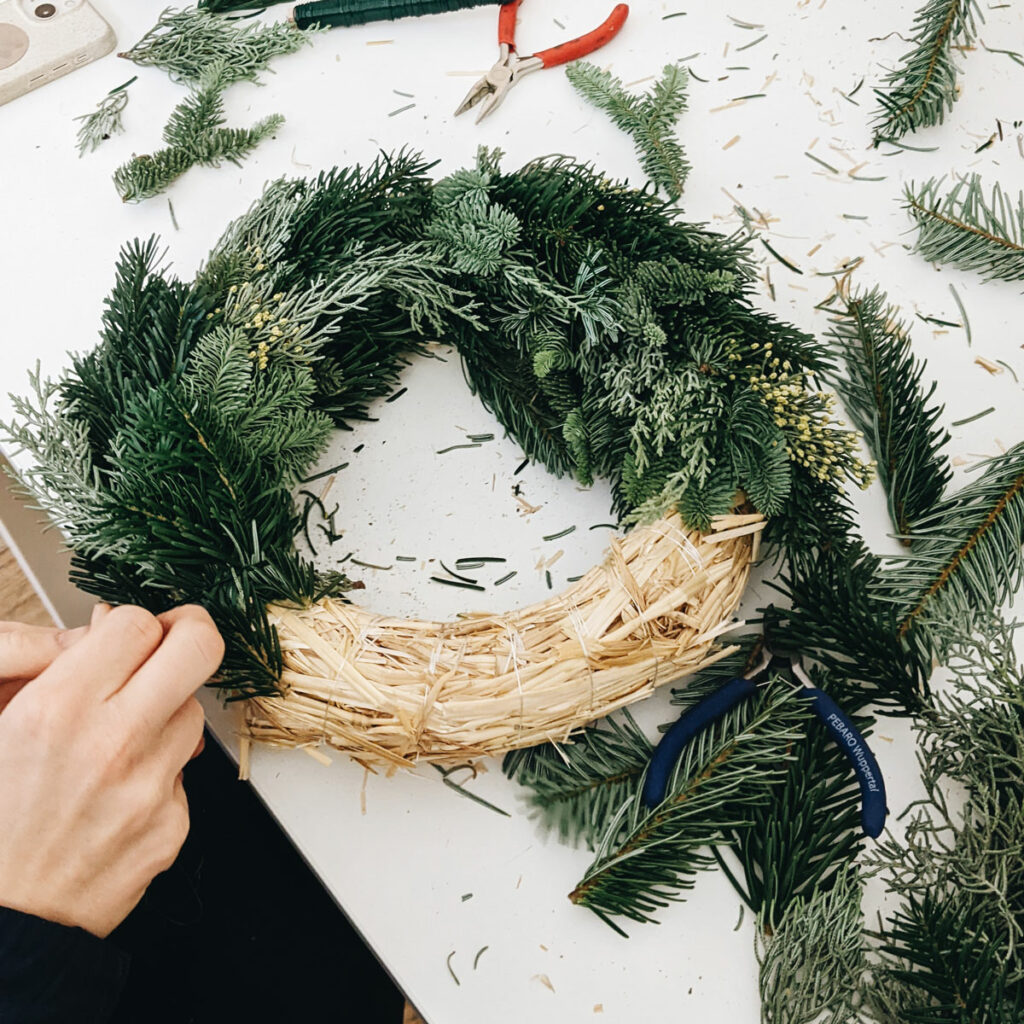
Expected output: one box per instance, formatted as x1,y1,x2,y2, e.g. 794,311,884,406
55,625,88,649
90,603,111,627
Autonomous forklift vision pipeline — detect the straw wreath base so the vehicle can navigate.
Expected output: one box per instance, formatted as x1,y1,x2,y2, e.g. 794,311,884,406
241,511,764,769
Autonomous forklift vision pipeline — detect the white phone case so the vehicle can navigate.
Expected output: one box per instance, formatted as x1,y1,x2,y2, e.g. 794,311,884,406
0,0,114,107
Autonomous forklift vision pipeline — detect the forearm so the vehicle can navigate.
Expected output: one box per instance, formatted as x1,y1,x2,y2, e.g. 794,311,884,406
0,906,129,1024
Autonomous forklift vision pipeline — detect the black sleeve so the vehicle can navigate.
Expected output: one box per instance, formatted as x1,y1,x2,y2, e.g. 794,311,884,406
0,905,129,1024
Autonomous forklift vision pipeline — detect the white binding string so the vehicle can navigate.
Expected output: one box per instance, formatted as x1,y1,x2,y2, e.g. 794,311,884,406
649,519,705,574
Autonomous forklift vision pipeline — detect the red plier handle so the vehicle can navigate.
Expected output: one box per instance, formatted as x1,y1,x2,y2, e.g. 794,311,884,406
499,0,629,68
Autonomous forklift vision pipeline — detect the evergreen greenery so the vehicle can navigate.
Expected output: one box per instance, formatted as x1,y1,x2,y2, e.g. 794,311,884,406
568,678,805,928
5,148,869,697
75,77,136,156
877,442,1024,659
825,287,951,538
904,175,1024,283
867,619,1024,1022
119,7,314,85
112,8,317,201
871,0,981,143
502,710,652,851
757,865,866,1024
566,61,690,202
437,151,871,533
114,62,285,202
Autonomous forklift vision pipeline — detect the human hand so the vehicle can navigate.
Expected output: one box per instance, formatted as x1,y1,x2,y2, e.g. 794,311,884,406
0,619,89,712
0,603,223,937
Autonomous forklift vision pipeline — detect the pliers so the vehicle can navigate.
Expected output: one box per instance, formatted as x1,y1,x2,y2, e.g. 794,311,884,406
641,643,888,838
454,0,630,124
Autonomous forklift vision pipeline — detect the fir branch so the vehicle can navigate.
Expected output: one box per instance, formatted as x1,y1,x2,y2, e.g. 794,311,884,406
876,444,1024,652
113,63,284,202
75,77,136,156
566,61,690,201
904,175,1024,283
770,548,932,714
569,680,804,925
502,710,652,850
826,286,951,537
120,6,314,85
871,0,981,143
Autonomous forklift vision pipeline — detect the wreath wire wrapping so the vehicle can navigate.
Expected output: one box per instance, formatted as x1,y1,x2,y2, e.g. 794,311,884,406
6,149,870,765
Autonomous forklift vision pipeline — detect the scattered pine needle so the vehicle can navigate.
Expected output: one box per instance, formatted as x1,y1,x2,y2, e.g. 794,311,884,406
300,461,348,484
447,951,460,986
473,945,489,969
722,134,741,150
430,576,485,592
388,103,416,117
948,284,972,347
543,525,576,541
436,442,482,454
760,238,803,274
434,765,510,817
736,32,767,50
952,406,995,426
805,151,840,174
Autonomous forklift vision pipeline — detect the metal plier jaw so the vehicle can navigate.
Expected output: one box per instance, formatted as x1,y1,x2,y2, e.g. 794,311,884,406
454,44,544,124
454,1,629,125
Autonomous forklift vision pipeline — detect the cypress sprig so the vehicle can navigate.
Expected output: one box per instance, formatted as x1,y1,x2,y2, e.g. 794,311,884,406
566,61,690,201
756,865,867,1024
75,77,136,156
825,286,951,538
904,175,1024,283
868,620,1024,1020
871,0,981,143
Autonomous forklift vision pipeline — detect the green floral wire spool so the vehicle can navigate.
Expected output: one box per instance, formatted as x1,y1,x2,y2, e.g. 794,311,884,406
292,0,498,30
5,149,870,767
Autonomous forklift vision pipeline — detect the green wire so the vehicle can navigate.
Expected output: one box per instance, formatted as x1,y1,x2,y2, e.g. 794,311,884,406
294,0,498,30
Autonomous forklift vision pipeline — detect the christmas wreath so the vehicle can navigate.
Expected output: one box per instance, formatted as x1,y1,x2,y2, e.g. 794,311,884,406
7,149,869,765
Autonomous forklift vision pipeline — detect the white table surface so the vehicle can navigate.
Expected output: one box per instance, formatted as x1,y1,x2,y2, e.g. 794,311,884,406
2,1,1023,1020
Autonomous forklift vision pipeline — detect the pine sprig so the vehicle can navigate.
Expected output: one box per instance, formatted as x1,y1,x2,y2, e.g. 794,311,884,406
119,6,314,85
904,175,1024,283
75,77,136,156
113,63,284,202
877,444,1024,653
825,286,951,537
502,710,652,850
566,61,690,201
568,680,804,926
871,0,981,143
